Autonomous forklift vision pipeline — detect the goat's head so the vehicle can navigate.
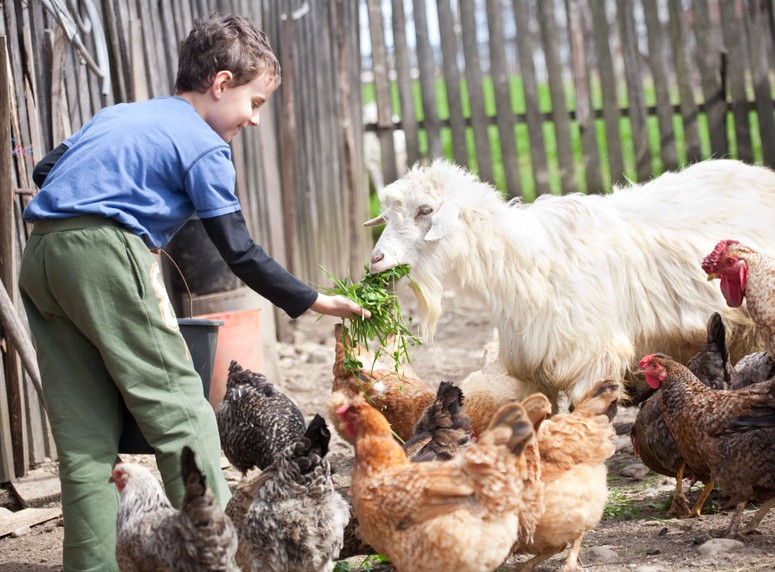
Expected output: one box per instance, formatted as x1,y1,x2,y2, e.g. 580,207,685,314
366,159,475,274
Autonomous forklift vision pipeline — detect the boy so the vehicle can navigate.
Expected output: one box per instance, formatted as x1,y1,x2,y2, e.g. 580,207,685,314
19,13,369,571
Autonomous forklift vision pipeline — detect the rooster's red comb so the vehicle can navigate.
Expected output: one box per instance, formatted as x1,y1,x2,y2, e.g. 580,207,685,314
638,354,657,369
701,239,739,274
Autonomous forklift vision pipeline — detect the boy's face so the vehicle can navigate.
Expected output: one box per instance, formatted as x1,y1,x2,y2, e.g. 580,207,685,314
206,71,276,142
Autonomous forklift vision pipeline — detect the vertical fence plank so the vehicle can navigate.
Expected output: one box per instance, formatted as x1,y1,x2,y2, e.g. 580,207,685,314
566,0,601,193
459,0,494,183
642,0,678,170
413,0,442,159
391,0,420,169
537,0,577,193
590,0,625,185
719,0,752,162
0,37,19,481
618,0,651,180
667,0,701,163
366,0,398,185
1,35,29,477
512,0,549,196
485,0,521,197
437,0,468,167
744,0,775,166
693,0,727,156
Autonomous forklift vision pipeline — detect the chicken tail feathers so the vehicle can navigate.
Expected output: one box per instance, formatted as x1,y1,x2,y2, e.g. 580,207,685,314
228,360,243,376
437,380,464,413
181,446,207,503
304,413,331,459
573,379,621,420
707,312,729,365
485,402,534,457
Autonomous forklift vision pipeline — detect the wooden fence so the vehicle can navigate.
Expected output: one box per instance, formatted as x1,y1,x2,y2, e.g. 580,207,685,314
3,0,775,480
364,0,775,198
0,0,368,481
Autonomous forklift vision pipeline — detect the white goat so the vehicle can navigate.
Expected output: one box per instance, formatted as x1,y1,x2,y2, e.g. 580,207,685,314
366,159,775,407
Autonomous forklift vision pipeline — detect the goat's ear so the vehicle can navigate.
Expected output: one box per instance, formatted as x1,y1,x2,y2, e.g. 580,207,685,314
424,201,460,241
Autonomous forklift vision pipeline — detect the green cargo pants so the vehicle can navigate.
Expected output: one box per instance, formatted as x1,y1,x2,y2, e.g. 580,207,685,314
19,216,231,572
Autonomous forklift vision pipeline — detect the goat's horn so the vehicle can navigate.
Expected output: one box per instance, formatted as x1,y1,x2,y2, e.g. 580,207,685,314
363,214,386,227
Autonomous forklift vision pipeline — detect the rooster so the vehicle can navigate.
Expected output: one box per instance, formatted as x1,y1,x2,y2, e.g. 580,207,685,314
111,446,238,571
225,414,349,572
702,240,775,356
638,353,775,537
512,379,620,572
338,395,541,572
217,360,306,474
402,381,474,462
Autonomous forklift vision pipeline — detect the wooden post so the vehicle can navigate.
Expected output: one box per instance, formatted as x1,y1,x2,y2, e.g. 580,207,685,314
1,36,28,478
279,7,299,276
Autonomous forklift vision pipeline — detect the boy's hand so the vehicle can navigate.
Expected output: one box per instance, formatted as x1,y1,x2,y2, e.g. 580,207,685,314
310,293,371,319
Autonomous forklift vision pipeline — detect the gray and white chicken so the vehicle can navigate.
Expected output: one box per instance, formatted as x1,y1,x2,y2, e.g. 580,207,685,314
111,446,238,571
226,414,350,572
217,360,306,474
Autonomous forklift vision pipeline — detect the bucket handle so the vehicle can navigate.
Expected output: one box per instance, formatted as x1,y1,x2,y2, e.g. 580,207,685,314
159,248,194,319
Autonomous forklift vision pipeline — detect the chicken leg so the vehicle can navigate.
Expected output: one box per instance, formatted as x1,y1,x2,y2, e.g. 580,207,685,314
739,496,775,535
667,463,692,519
691,480,715,517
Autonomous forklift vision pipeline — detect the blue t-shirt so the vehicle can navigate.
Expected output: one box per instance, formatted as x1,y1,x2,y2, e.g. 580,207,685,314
24,96,240,248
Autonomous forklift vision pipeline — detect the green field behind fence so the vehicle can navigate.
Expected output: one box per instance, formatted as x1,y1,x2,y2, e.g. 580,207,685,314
363,77,764,202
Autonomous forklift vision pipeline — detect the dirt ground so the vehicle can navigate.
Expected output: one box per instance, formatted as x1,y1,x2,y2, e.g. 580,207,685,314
1,285,774,571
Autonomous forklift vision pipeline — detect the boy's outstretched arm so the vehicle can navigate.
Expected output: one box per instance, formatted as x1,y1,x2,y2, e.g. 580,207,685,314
201,210,369,320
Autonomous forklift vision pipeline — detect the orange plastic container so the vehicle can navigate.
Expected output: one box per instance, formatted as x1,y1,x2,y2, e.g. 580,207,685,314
197,308,263,410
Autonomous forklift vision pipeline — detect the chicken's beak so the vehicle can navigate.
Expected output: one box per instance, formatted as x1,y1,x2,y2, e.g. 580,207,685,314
706,272,718,281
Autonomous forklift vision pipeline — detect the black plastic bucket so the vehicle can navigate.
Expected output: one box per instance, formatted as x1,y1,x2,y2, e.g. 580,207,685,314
118,317,224,454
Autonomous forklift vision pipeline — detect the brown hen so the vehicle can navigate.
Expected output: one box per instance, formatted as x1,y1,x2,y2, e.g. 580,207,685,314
329,323,435,443
630,312,728,519
639,353,775,537
512,379,620,572
111,446,238,571
339,395,542,572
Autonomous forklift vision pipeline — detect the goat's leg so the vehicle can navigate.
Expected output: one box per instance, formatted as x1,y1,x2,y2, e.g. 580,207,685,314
514,546,564,571
560,534,584,572
691,480,715,517
667,463,691,518
739,496,775,535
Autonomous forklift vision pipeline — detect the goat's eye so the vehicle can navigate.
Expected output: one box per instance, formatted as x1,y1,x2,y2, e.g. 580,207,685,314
417,205,433,217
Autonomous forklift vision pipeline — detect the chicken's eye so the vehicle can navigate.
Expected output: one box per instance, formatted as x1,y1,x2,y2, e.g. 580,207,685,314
417,205,433,217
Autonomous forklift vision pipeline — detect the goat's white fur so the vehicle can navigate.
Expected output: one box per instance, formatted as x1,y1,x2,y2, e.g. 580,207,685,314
368,159,775,406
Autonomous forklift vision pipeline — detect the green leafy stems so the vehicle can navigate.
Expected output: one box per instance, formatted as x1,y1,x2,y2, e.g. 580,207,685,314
321,263,422,374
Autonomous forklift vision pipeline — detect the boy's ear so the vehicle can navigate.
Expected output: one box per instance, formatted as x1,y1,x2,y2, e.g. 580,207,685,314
212,71,233,97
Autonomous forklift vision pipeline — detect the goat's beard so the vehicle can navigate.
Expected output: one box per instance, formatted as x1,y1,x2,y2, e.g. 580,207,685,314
409,274,444,343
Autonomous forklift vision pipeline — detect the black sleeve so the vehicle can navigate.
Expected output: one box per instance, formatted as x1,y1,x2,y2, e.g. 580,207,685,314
32,142,69,189
200,210,319,318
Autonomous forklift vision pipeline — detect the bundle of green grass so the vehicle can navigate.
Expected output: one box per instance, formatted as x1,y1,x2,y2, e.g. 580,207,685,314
322,264,421,373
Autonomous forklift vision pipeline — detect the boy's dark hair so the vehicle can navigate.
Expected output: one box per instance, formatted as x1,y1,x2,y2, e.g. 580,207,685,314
175,13,281,94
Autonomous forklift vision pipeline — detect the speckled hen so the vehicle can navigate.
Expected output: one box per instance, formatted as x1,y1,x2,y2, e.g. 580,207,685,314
217,361,306,474
111,446,238,571
226,414,349,572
